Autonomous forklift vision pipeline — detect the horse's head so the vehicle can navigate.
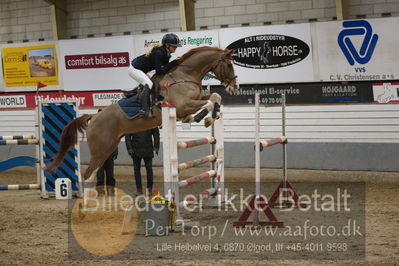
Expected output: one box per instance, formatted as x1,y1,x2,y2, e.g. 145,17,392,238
212,49,240,94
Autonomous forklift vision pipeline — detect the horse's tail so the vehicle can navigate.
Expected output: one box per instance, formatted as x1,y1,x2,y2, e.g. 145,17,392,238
44,114,92,170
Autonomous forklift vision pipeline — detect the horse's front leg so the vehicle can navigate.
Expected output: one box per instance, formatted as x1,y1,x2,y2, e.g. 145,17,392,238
203,101,221,128
194,93,222,127
179,99,209,123
180,93,222,125
181,95,211,123
199,94,221,120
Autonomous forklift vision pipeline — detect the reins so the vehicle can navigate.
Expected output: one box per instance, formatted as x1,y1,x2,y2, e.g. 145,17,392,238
166,72,202,88
210,58,237,89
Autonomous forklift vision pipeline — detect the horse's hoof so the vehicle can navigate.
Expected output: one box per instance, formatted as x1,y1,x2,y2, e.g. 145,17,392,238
204,117,213,128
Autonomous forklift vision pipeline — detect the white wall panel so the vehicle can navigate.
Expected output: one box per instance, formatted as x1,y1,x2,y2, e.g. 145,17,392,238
1,104,399,143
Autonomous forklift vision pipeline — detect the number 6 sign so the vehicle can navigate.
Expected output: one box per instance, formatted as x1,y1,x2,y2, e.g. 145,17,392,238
55,178,72,199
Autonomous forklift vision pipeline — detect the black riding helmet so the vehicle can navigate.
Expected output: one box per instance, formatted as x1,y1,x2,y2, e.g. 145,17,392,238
162,33,182,47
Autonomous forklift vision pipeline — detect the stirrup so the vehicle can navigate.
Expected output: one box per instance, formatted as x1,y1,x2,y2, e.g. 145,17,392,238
138,109,152,117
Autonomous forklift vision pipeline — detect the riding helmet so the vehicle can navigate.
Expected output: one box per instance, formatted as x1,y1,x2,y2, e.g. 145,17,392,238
162,33,182,47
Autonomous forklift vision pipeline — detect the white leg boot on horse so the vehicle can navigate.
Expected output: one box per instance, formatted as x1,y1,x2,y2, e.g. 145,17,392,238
203,102,221,128
179,92,222,126
193,93,222,126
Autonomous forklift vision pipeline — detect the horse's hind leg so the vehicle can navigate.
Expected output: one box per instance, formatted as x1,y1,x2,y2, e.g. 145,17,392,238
83,157,103,182
81,157,103,209
83,134,121,184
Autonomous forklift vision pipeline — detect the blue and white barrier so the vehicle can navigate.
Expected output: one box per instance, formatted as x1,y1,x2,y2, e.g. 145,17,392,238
0,100,82,198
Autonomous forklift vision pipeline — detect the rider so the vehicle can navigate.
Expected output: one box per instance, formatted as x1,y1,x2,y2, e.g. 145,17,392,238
128,33,181,116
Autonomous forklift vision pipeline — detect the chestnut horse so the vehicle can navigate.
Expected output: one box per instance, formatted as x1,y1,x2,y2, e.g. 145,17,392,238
45,46,239,182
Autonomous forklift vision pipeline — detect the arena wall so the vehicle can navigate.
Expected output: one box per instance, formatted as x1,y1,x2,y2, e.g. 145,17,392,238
2,104,399,171
1,0,399,43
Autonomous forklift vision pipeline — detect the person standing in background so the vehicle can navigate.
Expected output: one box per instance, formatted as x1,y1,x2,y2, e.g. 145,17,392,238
125,127,160,196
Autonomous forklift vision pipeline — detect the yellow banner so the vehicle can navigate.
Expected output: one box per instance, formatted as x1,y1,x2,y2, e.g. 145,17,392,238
2,44,58,87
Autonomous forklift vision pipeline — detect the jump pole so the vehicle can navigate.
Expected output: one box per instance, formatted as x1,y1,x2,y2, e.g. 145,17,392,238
254,92,261,224
233,93,283,228
210,107,225,205
0,107,42,191
267,93,306,208
282,93,288,202
162,102,225,220
162,103,180,216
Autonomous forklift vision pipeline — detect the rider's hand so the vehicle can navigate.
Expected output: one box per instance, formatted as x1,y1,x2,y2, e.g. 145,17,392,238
170,59,178,67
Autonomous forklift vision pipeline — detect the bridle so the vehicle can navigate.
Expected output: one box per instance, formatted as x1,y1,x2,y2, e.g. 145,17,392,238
165,54,237,90
208,57,237,89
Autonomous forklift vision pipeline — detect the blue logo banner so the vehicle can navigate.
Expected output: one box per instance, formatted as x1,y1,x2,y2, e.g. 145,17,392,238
338,20,378,66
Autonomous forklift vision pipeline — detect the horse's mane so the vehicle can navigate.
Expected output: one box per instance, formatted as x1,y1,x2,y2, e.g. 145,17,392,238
178,46,224,64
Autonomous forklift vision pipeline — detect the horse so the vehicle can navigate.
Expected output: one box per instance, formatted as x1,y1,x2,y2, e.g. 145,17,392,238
45,46,239,182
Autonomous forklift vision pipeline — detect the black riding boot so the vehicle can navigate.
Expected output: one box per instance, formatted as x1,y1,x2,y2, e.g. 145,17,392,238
139,84,151,116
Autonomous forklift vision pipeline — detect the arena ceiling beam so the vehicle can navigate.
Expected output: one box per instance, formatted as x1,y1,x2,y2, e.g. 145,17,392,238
179,0,196,31
335,0,349,20
43,0,67,40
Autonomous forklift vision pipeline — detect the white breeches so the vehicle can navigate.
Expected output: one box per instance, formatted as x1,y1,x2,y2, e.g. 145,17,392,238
127,65,153,89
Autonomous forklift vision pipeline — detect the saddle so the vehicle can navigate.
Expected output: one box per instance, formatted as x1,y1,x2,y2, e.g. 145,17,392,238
122,81,164,114
123,80,164,102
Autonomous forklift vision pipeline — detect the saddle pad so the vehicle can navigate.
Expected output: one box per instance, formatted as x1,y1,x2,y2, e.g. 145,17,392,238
117,95,142,119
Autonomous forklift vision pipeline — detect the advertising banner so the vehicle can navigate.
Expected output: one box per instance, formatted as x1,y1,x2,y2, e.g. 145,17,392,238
0,91,123,110
0,82,376,109
58,36,134,91
212,82,374,105
316,17,399,82
1,43,59,91
133,30,220,85
219,24,314,84
0,54,3,90
373,82,399,103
